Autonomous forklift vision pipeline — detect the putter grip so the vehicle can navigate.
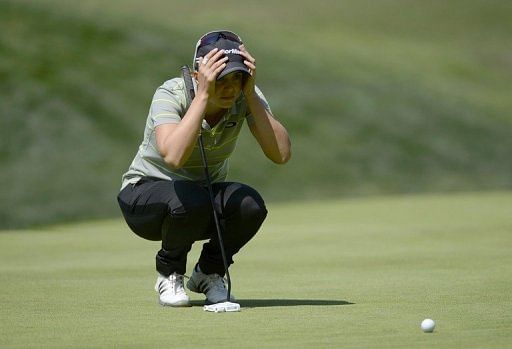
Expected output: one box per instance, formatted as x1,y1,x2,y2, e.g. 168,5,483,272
181,66,195,104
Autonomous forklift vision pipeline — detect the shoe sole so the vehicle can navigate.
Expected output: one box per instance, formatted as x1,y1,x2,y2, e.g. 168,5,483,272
158,299,192,307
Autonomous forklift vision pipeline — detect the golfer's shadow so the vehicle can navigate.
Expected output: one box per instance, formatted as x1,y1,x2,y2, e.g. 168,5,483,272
191,299,354,308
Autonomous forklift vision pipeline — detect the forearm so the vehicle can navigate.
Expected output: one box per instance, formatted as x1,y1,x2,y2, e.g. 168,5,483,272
246,94,291,164
159,95,208,168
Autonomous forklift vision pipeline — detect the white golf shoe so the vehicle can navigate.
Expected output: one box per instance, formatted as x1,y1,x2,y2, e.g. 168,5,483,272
186,266,236,304
155,273,191,307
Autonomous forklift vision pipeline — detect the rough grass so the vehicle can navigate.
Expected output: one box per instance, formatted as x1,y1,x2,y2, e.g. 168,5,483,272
1,0,512,228
1,192,511,348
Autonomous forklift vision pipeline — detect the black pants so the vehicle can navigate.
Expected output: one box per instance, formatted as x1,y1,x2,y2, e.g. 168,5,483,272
117,177,267,277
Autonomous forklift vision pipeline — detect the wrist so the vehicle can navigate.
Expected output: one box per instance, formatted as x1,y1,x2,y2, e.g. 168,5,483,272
194,91,210,102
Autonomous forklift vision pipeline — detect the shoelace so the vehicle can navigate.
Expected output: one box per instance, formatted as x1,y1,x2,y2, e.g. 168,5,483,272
206,274,227,293
169,274,186,294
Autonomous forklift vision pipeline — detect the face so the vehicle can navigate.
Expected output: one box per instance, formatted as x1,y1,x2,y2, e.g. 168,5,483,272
212,72,244,108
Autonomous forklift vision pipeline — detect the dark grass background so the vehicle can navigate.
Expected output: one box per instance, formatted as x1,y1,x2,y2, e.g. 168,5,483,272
1,0,511,228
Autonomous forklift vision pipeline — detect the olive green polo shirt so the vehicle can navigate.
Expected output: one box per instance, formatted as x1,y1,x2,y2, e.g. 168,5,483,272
121,77,271,189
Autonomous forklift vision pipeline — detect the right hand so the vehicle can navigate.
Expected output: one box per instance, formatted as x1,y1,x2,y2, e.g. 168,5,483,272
195,48,228,99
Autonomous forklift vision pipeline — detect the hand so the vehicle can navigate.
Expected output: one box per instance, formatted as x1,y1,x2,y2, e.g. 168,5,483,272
239,44,257,98
195,48,229,98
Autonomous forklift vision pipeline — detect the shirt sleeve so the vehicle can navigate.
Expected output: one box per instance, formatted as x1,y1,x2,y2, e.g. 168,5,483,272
150,79,187,127
245,85,272,126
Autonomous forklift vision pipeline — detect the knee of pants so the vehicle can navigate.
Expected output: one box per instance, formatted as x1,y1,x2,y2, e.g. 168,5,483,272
224,184,268,223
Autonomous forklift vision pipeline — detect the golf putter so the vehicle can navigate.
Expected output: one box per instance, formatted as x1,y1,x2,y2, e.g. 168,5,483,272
181,66,241,313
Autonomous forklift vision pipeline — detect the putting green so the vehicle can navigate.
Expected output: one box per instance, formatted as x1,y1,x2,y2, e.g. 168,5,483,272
1,192,511,348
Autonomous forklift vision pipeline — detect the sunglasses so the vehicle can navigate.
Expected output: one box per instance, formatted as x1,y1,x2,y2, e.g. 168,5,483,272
193,30,243,70
199,30,242,46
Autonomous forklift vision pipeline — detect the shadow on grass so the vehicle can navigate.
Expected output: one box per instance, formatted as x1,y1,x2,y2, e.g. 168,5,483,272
190,299,354,308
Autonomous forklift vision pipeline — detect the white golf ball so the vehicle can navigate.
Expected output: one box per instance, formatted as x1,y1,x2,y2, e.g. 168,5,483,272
421,318,436,333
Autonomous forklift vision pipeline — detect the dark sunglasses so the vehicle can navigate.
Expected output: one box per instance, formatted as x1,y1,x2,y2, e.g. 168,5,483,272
199,31,242,46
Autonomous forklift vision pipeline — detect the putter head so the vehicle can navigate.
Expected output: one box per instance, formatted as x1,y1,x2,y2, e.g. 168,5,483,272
203,301,241,313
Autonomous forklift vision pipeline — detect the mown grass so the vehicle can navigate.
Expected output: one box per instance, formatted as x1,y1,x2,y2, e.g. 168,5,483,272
1,192,511,348
1,0,512,228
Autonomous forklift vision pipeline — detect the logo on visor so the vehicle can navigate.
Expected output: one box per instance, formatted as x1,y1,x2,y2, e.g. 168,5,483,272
223,49,242,55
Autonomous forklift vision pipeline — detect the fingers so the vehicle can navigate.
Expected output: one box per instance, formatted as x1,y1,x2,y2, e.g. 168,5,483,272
197,48,217,66
239,44,256,73
198,49,226,69
197,48,228,79
239,45,255,62
205,48,223,65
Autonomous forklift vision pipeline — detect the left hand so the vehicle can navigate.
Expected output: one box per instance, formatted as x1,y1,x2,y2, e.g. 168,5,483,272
239,44,257,98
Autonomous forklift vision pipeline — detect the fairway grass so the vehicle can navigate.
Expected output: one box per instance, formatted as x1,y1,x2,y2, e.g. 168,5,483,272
1,192,511,348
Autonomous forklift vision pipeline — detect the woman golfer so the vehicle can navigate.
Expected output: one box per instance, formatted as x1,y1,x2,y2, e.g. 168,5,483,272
117,30,291,306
